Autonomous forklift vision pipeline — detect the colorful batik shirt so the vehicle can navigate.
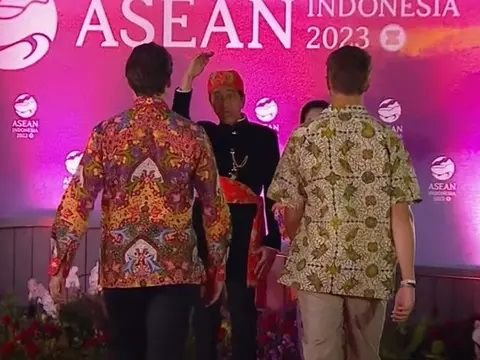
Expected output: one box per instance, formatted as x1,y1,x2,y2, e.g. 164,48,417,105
51,97,231,288
268,106,421,300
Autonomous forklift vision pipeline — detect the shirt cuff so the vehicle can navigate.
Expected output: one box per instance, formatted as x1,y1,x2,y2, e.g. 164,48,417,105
175,87,192,93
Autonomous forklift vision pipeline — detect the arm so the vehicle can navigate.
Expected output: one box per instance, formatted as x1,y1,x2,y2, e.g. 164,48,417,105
385,132,421,282
171,68,194,119
172,86,192,119
193,128,231,283
172,52,214,120
284,203,305,240
263,131,282,250
392,204,416,281
49,128,104,276
267,134,305,238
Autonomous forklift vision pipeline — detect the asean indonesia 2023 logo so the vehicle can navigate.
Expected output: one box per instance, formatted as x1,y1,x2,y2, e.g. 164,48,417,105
0,0,58,70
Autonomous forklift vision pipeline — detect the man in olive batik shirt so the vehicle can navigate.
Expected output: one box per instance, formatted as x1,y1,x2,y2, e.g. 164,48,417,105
268,46,421,360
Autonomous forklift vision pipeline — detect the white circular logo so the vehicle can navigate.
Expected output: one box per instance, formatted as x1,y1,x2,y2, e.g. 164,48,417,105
431,156,455,181
379,24,406,52
65,150,83,175
14,93,37,118
255,98,278,123
0,0,58,70
378,98,402,123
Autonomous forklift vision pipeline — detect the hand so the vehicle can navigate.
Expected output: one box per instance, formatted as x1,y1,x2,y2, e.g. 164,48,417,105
49,273,66,304
201,280,224,307
254,247,277,280
391,286,415,323
186,51,214,79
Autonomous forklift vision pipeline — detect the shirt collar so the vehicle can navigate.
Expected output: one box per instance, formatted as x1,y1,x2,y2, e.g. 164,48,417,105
327,105,367,113
134,95,169,110
325,105,368,120
219,114,248,127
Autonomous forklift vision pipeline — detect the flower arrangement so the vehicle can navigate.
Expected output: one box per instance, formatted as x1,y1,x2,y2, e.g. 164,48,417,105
1,271,475,360
257,308,301,360
0,295,108,360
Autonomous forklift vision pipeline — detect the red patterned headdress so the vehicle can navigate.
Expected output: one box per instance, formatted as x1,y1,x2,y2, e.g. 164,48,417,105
207,70,244,97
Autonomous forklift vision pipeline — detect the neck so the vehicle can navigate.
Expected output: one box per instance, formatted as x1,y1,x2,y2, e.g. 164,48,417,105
136,93,164,99
220,114,243,126
330,94,363,108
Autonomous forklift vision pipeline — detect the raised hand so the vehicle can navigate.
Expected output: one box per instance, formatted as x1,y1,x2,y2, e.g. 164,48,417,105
186,51,214,79
179,52,214,91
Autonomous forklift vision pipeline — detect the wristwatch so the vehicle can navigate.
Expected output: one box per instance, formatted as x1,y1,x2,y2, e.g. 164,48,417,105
400,279,416,288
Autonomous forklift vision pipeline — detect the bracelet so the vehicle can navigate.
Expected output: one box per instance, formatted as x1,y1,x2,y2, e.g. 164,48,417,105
400,279,416,288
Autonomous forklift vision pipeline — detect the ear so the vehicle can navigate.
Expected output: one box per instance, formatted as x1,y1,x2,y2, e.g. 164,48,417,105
240,92,246,108
474,320,480,328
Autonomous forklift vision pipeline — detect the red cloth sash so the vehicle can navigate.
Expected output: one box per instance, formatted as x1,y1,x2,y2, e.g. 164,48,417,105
219,176,265,287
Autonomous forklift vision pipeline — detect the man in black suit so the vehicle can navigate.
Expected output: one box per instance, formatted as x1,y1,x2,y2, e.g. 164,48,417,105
173,64,281,360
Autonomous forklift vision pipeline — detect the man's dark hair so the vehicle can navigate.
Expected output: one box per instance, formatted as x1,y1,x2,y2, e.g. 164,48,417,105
125,42,173,96
300,100,329,124
327,46,371,95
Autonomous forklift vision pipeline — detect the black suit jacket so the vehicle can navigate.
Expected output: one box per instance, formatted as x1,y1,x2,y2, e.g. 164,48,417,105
172,90,281,282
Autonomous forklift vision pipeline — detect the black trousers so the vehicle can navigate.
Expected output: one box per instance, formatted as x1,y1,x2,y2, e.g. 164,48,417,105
104,285,199,360
193,281,258,360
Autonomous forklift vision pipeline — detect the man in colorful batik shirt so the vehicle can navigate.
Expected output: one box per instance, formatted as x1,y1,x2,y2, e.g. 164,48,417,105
47,43,231,360
268,46,422,360
174,69,281,360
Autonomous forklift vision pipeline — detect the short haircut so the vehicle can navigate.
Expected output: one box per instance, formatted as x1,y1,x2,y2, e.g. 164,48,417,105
300,100,329,124
327,46,371,95
125,42,173,96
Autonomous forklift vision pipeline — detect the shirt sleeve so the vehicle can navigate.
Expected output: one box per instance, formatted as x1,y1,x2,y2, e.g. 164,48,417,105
384,132,422,205
172,88,192,119
51,128,104,272
193,128,231,282
267,134,305,208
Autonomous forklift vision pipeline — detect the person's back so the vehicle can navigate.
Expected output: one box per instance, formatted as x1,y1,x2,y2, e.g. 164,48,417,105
281,105,409,299
48,43,231,360
268,45,421,360
94,97,219,287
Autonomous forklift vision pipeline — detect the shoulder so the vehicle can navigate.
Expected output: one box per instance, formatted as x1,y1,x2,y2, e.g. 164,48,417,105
168,112,209,139
196,120,217,130
289,111,327,143
195,120,218,139
356,114,406,155
92,108,132,136
366,115,402,147
247,121,278,140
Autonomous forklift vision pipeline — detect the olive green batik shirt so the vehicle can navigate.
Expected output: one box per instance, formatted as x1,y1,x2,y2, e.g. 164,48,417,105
268,106,421,300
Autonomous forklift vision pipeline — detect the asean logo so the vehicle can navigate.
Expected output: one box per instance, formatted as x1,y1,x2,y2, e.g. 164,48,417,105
0,0,58,70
